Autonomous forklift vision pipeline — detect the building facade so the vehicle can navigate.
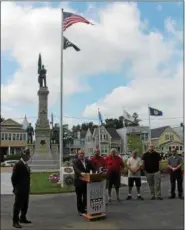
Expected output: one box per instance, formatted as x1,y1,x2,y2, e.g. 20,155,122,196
0,119,27,160
151,126,183,154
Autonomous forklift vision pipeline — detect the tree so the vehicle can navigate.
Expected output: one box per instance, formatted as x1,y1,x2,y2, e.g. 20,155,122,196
63,125,73,147
0,116,5,123
104,116,124,129
127,133,143,155
125,112,141,127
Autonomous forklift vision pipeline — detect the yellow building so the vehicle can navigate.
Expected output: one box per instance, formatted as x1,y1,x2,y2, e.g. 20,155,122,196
151,126,183,154
0,118,27,158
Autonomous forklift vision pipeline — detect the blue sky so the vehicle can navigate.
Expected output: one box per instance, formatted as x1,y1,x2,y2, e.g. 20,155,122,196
1,1,183,128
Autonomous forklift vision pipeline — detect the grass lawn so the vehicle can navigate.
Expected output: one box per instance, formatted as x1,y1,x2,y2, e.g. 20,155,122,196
30,172,75,194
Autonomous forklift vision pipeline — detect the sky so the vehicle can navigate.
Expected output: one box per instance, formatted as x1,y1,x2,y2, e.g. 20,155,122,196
1,1,184,129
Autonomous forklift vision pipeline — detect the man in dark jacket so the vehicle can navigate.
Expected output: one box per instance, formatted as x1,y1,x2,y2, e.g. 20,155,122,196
73,149,95,215
142,144,163,200
11,148,32,228
168,147,183,199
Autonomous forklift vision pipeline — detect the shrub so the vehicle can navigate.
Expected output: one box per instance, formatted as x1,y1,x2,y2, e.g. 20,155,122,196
6,154,21,161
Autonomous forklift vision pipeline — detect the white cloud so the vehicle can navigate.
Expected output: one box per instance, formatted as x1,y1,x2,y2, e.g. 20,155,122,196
2,2,183,128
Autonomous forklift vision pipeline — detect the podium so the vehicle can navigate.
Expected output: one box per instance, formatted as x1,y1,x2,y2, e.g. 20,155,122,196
81,173,107,220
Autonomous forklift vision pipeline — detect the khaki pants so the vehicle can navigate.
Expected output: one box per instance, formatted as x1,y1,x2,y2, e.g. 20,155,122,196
146,171,161,198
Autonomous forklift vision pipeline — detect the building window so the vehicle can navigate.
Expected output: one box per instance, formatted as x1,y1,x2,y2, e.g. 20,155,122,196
176,146,179,150
165,135,170,141
13,134,16,140
20,134,23,141
100,135,102,141
1,133,4,140
169,146,171,151
5,133,8,140
180,146,183,151
8,133,12,141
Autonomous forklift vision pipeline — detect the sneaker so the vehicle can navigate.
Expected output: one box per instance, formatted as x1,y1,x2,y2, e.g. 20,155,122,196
156,197,163,200
126,195,132,200
151,196,155,200
137,195,144,200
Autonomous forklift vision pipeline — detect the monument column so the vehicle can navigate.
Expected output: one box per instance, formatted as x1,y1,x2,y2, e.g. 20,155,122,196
29,54,58,170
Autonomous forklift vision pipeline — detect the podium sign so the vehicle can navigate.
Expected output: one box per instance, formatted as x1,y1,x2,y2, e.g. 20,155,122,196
87,181,106,215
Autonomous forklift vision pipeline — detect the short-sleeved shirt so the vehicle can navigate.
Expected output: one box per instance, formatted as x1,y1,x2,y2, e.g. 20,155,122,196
105,155,123,173
90,156,106,171
127,157,143,177
168,155,182,169
142,151,161,173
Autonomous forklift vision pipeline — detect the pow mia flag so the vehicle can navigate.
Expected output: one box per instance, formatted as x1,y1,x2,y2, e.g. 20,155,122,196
63,36,80,51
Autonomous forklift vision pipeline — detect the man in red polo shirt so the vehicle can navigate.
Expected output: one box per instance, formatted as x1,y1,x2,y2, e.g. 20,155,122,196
105,148,124,202
90,148,106,172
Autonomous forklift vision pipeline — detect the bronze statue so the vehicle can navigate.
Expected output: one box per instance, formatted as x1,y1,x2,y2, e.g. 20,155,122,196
26,123,34,144
38,53,47,88
51,124,59,144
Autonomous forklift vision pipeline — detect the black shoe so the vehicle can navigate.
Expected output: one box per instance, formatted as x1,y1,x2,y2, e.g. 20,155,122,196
137,195,144,200
126,195,132,200
156,197,163,200
13,223,22,228
178,196,184,199
151,196,155,200
20,219,32,224
169,196,175,199
117,197,121,201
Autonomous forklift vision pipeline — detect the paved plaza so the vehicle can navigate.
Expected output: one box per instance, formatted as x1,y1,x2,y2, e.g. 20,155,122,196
1,176,183,230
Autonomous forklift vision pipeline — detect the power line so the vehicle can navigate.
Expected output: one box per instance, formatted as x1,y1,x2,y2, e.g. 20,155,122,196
3,115,183,121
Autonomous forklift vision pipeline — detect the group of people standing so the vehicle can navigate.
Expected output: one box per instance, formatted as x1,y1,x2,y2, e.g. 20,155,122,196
73,144,184,215
10,144,183,228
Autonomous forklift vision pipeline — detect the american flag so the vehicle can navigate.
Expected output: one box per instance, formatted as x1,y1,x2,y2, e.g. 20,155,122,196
63,12,92,31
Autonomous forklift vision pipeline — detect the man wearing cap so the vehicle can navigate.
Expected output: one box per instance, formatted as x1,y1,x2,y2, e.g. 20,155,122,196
168,147,183,199
11,148,32,228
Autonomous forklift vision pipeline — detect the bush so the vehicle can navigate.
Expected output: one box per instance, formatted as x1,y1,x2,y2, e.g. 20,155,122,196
6,154,21,161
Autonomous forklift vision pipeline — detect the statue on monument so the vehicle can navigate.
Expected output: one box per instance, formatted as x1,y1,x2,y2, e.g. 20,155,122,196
38,53,47,88
26,123,34,144
51,124,59,144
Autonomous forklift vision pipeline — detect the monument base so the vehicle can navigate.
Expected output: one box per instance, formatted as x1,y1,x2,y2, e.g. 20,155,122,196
26,143,35,155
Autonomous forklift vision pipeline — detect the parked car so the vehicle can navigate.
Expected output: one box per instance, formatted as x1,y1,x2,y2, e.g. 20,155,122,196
1,160,18,167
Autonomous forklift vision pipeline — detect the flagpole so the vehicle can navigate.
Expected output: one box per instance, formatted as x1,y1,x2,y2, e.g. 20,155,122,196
98,108,101,151
59,8,64,185
148,104,151,144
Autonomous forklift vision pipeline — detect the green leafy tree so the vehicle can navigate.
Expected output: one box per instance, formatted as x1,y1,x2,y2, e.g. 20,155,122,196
127,133,143,155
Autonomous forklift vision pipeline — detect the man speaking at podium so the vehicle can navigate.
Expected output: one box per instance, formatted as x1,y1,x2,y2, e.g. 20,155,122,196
73,149,95,215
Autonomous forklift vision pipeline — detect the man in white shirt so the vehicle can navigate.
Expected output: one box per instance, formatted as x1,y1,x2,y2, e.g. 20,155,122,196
126,150,144,200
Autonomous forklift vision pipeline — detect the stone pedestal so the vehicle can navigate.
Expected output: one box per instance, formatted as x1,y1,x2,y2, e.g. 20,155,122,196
29,86,58,171
27,143,35,155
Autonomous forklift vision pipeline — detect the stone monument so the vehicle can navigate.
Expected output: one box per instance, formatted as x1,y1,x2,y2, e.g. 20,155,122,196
29,54,59,171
